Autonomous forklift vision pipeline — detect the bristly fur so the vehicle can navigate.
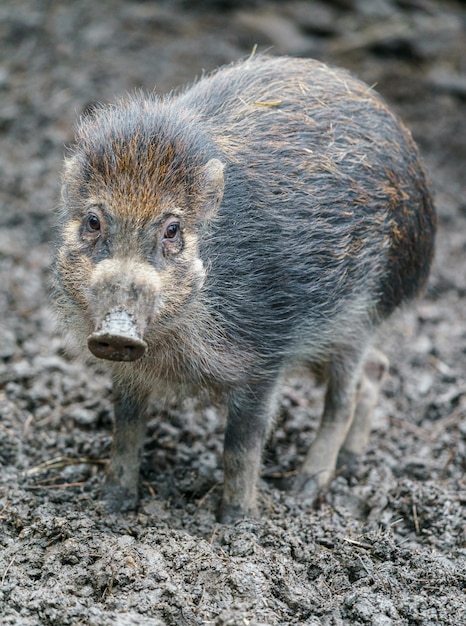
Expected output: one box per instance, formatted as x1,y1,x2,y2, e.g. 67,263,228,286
51,55,436,520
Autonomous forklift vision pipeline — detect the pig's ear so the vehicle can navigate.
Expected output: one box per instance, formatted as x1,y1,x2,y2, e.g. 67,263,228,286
198,158,224,221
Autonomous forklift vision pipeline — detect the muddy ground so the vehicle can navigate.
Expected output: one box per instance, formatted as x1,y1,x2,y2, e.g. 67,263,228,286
0,0,465,624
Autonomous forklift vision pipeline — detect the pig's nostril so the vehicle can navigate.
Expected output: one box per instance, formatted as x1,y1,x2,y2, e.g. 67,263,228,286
87,334,147,362
87,309,148,362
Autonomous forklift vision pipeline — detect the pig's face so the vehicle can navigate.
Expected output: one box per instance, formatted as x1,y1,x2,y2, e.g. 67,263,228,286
55,108,224,361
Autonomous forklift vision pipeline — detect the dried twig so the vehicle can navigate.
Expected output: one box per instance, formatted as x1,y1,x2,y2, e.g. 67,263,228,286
195,483,218,507
389,417,432,441
343,538,372,550
1,555,16,585
102,566,115,601
24,481,87,490
0,502,9,521
142,480,156,499
440,447,456,480
412,503,420,534
22,455,107,477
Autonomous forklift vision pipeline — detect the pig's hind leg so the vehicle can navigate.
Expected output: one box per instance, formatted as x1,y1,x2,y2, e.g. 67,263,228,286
337,348,388,470
296,344,374,499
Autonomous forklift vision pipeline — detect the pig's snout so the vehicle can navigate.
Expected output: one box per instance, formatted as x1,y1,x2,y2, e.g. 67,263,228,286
87,309,147,362
88,333,146,361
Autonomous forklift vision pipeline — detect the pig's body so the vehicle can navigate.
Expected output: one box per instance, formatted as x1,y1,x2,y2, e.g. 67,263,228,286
53,56,436,521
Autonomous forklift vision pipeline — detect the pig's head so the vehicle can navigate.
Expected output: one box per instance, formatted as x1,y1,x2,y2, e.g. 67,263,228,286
55,97,224,362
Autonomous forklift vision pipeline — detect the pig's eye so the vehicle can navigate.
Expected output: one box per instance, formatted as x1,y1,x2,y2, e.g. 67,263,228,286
161,219,182,258
85,213,101,233
164,222,180,239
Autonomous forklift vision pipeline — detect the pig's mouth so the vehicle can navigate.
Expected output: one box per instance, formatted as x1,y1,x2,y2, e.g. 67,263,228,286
87,309,147,362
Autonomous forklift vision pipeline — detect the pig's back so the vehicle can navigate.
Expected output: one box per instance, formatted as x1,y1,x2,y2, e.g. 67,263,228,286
174,56,435,343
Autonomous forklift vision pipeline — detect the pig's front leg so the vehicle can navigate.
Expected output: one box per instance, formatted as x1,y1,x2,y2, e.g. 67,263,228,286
220,380,278,524
103,374,151,512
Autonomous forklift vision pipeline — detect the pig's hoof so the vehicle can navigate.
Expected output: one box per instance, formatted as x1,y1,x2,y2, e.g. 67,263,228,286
293,473,324,506
218,503,256,524
336,449,360,477
102,481,139,513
